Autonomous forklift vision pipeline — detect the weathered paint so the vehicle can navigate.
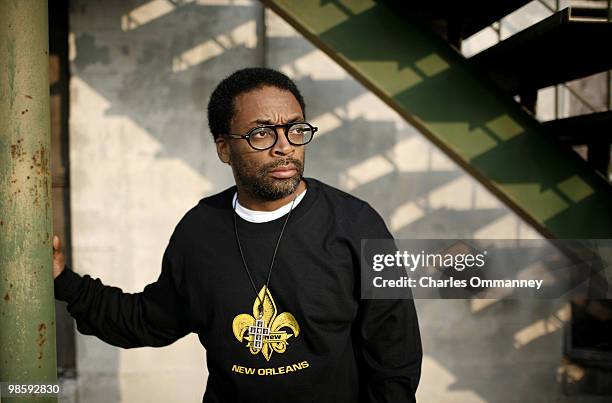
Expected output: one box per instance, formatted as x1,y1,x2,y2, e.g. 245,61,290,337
0,1,58,402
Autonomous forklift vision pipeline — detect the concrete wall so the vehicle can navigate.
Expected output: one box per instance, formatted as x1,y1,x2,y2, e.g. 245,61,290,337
66,1,599,402
68,1,261,401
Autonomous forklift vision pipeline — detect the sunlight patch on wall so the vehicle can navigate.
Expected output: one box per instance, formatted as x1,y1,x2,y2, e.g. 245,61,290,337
172,20,257,72
417,355,488,403
386,136,455,172
474,213,541,240
70,77,213,286
121,0,176,31
280,49,348,80
513,304,570,349
340,155,395,191
311,111,344,139
121,0,255,31
390,201,425,232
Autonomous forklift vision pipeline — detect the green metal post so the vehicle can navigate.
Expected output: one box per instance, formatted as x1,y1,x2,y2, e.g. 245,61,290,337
0,1,58,402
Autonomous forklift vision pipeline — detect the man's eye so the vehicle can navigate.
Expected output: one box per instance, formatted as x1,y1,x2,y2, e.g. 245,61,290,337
252,130,270,138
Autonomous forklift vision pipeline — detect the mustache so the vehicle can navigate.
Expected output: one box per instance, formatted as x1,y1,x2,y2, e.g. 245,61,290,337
261,158,304,173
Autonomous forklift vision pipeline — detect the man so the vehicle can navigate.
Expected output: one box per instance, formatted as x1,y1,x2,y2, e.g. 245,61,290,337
53,67,422,402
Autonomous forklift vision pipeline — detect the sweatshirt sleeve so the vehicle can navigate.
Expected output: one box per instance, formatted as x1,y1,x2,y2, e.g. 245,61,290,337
54,232,192,348
352,203,422,403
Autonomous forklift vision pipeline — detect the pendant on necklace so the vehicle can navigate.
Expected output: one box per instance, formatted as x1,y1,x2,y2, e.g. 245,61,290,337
248,316,270,350
233,286,300,361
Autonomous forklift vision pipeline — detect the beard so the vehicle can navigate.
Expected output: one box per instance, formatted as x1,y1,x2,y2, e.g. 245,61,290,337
231,151,305,201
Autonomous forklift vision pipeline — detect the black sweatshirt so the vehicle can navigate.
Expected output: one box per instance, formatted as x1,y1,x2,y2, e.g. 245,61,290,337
54,177,422,403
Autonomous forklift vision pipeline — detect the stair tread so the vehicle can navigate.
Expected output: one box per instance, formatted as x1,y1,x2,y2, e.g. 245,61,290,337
470,8,612,94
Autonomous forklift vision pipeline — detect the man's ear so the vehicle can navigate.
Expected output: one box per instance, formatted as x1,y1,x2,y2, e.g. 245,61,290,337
215,137,231,165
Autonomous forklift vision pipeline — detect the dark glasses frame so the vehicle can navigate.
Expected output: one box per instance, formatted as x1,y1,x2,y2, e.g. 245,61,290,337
221,122,318,151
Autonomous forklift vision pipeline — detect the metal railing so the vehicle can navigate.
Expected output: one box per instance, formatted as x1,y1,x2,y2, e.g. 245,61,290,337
568,0,612,22
532,0,611,117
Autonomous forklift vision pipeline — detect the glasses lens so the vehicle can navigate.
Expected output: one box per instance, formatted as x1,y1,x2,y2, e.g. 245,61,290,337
249,127,277,150
287,123,313,145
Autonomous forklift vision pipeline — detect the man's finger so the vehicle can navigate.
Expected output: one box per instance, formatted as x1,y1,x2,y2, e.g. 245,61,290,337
53,235,61,252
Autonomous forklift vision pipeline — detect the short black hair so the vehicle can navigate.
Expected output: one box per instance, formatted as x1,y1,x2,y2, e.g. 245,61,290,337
207,67,306,140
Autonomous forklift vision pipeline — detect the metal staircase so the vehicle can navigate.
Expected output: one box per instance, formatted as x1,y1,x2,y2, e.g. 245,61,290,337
262,0,612,240
385,0,612,177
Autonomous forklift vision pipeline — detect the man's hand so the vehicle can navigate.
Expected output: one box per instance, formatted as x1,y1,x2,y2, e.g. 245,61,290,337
53,235,66,279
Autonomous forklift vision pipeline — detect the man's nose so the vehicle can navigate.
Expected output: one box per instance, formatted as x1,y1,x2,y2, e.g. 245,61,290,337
271,126,293,156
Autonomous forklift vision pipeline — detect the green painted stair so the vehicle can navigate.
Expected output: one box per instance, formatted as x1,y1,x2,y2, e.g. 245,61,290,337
262,0,612,239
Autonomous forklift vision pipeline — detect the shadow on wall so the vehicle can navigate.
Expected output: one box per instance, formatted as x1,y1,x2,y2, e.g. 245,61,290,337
71,0,264,193
69,0,264,402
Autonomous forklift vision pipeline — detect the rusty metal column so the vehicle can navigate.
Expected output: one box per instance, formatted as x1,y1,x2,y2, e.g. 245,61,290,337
0,1,58,402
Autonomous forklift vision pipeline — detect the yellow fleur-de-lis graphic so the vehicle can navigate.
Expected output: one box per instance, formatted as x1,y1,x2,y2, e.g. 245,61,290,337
232,286,300,361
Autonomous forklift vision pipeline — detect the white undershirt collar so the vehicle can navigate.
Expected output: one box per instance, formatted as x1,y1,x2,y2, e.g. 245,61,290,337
232,188,307,223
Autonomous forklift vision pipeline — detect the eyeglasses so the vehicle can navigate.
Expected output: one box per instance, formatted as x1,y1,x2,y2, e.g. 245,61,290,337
221,122,318,151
